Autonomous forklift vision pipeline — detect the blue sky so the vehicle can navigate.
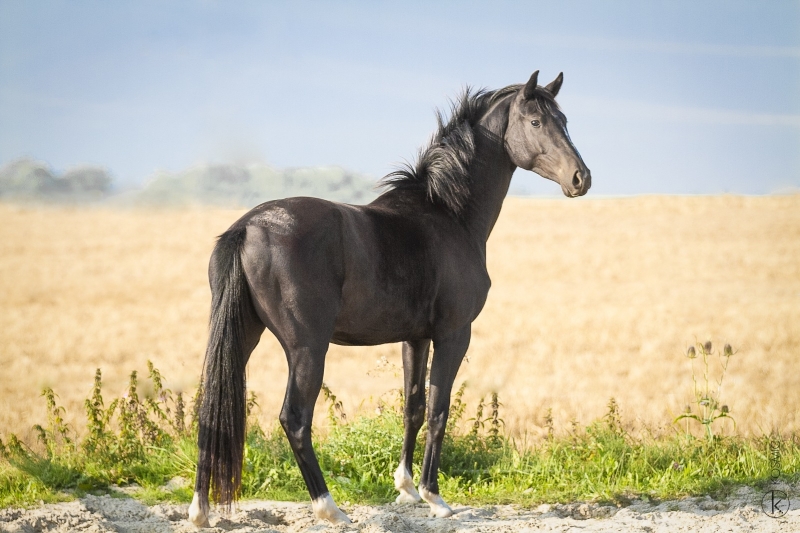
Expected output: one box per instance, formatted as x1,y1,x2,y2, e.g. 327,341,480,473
0,1,798,195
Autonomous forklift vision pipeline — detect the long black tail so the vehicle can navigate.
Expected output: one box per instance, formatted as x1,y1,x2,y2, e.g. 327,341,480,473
195,226,250,510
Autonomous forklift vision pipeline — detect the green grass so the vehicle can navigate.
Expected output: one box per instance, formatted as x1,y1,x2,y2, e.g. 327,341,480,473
1,362,798,509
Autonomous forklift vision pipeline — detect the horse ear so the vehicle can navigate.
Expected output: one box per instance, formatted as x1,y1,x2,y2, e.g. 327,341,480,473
544,72,563,97
523,70,540,100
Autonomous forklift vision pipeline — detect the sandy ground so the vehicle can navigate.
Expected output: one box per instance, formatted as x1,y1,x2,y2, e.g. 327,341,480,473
1,483,799,533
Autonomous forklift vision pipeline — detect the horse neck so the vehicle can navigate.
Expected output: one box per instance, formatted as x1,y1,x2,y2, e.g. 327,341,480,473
462,97,516,243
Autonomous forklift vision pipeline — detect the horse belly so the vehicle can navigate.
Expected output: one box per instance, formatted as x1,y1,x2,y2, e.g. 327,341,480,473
330,283,432,346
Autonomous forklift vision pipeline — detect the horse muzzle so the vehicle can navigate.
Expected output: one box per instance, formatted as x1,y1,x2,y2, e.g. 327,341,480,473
562,169,591,198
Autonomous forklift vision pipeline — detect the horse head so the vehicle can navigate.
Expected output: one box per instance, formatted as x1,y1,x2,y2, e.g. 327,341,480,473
504,71,591,198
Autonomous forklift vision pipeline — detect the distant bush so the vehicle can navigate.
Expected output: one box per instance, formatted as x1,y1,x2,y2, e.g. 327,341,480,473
0,158,111,201
133,163,378,207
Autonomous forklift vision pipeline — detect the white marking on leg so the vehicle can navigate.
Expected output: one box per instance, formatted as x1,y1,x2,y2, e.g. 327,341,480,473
312,493,352,524
394,464,422,503
419,486,454,518
188,491,210,527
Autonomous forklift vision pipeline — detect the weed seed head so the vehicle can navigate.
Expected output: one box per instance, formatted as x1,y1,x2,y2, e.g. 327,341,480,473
724,343,733,357
703,341,713,354
686,346,697,359
721,405,729,413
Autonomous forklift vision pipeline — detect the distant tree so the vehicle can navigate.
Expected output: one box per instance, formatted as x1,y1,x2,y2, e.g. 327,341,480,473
135,163,377,207
0,158,112,200
62,166,112,195
0,158,60,197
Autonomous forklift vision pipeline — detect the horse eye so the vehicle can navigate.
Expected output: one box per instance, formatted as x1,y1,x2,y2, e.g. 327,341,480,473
530,120,541,128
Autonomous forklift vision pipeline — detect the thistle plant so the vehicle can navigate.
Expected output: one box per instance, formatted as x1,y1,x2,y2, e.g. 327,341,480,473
446,381,468,433
191,380,204,431
674,341,737,440
543,407,555,441
488,392,504,445
469,396,486,437
604,397,623,436
83,369,118,456
458,389,505,449
173,392,186,436
33,388,75,458
320,382,347,425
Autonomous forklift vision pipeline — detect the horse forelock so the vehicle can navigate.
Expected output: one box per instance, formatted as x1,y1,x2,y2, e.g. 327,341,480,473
523,88,563,121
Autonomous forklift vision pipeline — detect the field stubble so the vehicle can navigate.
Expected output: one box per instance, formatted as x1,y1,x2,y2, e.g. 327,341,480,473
1,195,798,442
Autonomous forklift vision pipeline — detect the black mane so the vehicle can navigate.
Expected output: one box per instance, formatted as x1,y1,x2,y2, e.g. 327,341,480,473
381,83,557,216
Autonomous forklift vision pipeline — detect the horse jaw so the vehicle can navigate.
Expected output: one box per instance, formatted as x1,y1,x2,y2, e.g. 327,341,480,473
312,493,352,524
394,464,422,503
188,491,210,527
419,486,454,518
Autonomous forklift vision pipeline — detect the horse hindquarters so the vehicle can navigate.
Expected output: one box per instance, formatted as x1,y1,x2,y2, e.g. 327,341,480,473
190,227,265,527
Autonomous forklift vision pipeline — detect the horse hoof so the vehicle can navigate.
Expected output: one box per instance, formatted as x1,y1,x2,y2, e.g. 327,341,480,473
312,493,352,524
189,515,210,528
188,492,210,527
428,503,454,518
328,511,353,525
395,492,422,504
394,465,422,503
419,486,454,518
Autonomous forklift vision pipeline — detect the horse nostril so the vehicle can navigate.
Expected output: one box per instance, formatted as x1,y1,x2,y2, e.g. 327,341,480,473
572,171,582,189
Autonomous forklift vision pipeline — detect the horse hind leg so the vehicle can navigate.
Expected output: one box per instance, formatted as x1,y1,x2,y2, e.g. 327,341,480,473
238,221,350,524
280,345,351,524
188,493,210,527
394,339,431,503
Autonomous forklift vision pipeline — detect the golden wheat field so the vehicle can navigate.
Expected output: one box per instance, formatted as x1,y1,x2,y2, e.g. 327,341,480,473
1,195,799,443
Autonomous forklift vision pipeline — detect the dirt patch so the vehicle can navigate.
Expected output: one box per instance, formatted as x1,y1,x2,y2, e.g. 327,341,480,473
2,485,798,532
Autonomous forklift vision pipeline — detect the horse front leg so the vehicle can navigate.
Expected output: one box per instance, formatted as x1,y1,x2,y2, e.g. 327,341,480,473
419,325,471,518
394,339,431,503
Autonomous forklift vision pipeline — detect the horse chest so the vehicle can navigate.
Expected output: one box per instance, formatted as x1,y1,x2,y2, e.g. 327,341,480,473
433,262,491,328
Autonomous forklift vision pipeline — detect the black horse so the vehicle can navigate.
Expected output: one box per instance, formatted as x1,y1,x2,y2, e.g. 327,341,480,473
189,71,590,526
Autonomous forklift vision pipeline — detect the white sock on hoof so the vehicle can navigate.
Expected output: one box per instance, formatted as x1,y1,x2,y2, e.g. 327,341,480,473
312,493,352,524
419,486,454,518
188,491,210,527
393,464,422,503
